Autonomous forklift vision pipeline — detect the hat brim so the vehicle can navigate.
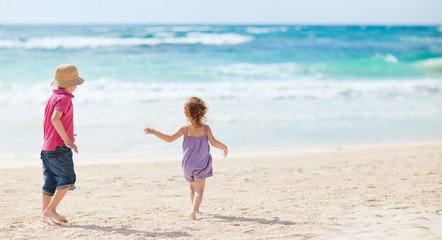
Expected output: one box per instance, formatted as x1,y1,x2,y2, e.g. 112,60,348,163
50,77,84,88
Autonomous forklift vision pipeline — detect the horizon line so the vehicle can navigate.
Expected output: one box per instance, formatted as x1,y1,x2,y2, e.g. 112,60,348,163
0,22,441,26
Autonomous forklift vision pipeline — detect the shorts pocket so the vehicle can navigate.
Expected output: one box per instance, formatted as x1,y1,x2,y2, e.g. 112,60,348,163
44,151,63,162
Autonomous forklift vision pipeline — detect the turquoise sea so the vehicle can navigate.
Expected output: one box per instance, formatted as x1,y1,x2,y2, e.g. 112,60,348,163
0,25,441,164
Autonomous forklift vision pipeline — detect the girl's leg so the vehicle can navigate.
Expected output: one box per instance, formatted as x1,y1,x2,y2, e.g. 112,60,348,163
188,179,206,220
189,182,195,206
43,189,69,223
192,179,205,212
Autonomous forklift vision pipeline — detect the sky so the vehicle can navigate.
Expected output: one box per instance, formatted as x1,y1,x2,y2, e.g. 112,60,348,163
0,0,441,25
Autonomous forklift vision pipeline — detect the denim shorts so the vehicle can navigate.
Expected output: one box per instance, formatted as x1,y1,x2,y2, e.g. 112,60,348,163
41,146,76,196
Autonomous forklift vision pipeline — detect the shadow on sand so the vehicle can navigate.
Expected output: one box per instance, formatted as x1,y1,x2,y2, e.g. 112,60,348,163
61,224,191,238
209,214,295,225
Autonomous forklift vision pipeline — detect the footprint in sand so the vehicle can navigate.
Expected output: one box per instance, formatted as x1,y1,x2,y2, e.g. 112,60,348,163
184,227,202,231
389,206,410,210
410,217,430,221
135,233,153,237
10,221,25,228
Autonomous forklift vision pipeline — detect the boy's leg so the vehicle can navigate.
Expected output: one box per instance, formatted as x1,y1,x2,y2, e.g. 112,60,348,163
41,195,57,225
43,189,69,223
41,152,58,225
42,147,75,223
42,194,52,211
188,179,206,219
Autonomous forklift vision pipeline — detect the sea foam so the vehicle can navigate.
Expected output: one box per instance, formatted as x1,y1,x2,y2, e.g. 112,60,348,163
1,77,441,160
0,33,254,49
417,57,442,75
246,26,288,34
1,78,441,108
384,54,399,64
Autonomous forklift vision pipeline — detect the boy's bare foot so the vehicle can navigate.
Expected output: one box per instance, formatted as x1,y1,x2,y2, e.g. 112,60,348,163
41,216,57,225
187,211,196,220
43,210,68,223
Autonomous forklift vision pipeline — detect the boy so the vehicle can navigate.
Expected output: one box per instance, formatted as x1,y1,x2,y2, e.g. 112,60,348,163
40,64,84,225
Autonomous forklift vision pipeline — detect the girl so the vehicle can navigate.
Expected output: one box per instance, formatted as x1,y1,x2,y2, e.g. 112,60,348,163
144,96,228,220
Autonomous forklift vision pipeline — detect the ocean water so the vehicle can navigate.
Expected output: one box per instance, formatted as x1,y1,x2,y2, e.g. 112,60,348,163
0,25,441,165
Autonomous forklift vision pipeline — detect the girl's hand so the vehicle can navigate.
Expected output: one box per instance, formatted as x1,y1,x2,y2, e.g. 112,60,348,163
144,127,155,135
223,148,228,158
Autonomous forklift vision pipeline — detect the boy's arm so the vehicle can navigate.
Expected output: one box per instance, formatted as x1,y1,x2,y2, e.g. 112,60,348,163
206,127,228,157
144,126,185,143
51,110,78,153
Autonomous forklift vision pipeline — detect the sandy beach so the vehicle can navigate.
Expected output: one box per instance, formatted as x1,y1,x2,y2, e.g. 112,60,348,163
0,142,441,239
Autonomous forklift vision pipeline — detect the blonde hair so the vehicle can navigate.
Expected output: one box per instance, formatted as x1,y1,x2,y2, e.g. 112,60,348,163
184,96,208,127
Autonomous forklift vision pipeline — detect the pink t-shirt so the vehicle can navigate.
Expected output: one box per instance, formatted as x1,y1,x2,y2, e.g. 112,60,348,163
42,89,75,151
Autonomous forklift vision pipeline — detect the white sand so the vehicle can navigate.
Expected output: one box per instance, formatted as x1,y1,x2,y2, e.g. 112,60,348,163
0,142,441,239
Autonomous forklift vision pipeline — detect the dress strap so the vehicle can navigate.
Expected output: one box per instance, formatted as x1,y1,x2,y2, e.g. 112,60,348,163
185,126,187,137
204,125,208,136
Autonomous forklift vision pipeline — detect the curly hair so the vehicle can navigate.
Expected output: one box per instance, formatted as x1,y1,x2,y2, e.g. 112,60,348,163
184,96,208,127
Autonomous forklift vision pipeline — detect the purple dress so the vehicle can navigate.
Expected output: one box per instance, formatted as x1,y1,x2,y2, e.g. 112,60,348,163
182,125,213,182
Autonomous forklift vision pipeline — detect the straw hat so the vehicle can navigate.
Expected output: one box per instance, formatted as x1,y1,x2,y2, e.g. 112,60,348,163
50,64,84,88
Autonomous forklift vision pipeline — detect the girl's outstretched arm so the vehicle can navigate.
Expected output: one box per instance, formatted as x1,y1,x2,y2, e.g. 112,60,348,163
144,126,185,143
206,126,228,157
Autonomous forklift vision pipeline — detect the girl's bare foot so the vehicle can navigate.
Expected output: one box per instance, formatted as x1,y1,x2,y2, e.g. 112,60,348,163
188,211,196,220
43,210,68,223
